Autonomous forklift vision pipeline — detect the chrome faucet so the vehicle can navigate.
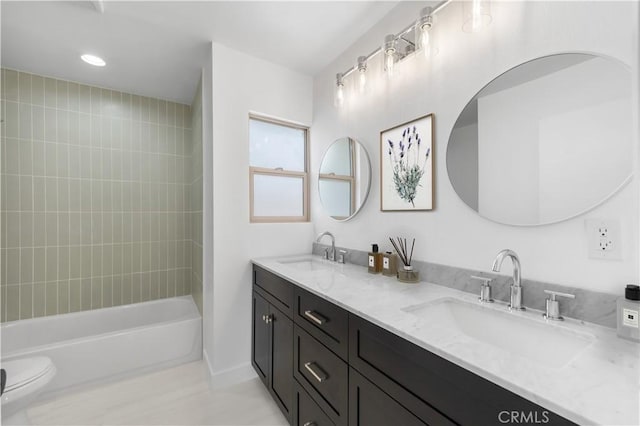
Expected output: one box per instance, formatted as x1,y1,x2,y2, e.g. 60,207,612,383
316,231,336,262
491,249,525,311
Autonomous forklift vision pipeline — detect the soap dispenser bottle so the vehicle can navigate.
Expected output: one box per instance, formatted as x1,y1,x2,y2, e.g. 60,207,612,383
368,244,382,274
617,284,640,342
381,251,397,277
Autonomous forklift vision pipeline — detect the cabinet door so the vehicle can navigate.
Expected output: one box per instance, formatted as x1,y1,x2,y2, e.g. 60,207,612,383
252,291,270,386
349,368,427,426
270,304,293,422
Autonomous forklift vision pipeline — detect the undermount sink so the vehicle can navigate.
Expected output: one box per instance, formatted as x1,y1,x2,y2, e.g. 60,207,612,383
402,298,594,368
278,257,332,272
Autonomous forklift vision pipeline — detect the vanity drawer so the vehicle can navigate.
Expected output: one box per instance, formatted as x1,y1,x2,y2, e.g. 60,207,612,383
293,379,336,426
294,287,348,360
349,368,427,426
294,325,348,426
348,313,575,426
254,265,293,317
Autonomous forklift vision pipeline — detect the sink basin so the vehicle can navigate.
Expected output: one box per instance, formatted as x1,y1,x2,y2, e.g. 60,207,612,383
278,257,332,272
402,298,594,368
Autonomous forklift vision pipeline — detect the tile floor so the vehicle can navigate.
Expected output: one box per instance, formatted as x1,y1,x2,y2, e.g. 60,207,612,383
28,361,288,425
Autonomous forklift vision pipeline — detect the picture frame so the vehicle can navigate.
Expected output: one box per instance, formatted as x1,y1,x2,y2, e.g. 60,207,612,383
380,113,434,211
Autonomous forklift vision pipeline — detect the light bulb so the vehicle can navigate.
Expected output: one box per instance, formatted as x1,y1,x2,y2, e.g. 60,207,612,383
335,84,344,106
420,27,430,48
382,35,396,80
358,71,366,93
357,56,367,94
472,0,482,31
416,7,433,57
385,52,395,79
334,73,345,108
463,0,492,33
419,26,430,57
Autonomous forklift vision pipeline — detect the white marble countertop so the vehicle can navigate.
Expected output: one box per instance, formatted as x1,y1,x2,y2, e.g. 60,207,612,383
252,255,640,426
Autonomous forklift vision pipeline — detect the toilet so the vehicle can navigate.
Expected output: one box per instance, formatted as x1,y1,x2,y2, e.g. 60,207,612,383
1,356,56,426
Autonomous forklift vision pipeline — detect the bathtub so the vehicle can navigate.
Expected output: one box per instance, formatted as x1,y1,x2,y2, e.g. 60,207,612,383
1,296,201,396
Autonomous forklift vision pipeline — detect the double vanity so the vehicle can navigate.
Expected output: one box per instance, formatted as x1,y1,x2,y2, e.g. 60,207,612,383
251,255,639,426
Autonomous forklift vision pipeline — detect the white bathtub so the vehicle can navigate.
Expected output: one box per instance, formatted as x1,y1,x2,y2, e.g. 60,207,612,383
1,296,202,396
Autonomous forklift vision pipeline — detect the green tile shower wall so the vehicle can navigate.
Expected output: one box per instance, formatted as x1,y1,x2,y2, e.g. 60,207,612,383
1,68,195,322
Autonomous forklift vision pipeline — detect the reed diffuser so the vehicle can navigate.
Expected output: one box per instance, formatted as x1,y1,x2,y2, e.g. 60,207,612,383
389,237,420,283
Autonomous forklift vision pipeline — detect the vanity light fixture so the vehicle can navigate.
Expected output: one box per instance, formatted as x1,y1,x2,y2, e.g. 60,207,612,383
416,6,434,57
333,0,492,109
357,56,367,93
81,54,106,67
462,0,492,33
334,73,345,107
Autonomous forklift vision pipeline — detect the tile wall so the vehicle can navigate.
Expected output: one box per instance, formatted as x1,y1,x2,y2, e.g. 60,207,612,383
1,68,195,322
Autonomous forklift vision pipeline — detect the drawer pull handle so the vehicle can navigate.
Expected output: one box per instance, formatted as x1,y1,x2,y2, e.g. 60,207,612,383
304,310,327,325
303,423,316,426
304,362,328,383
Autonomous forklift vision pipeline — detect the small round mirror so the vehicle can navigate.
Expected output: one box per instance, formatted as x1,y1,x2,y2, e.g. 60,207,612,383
318,137,371,221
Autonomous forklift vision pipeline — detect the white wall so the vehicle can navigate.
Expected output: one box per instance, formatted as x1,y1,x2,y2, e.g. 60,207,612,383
311,1,639,294
202,45,214,375
205,43,313,379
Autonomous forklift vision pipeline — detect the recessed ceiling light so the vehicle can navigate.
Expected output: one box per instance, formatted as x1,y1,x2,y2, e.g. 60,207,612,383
81,54,106,67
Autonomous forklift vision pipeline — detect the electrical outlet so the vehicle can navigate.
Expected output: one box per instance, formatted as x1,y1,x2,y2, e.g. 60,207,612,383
586,219,622,260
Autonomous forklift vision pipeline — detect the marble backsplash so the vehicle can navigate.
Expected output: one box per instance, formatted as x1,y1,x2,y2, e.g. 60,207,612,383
312,242,620,329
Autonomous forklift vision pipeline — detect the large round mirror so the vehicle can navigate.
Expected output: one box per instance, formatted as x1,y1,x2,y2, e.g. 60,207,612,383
318,137,371,221
447,53,633,226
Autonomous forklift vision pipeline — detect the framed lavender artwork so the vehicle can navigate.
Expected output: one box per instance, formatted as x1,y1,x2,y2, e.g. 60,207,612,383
380,114,434,211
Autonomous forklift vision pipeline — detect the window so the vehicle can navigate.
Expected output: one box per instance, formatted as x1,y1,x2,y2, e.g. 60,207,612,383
249,115,309,222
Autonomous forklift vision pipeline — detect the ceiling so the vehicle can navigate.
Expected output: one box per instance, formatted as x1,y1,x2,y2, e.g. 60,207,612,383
1,1,400,104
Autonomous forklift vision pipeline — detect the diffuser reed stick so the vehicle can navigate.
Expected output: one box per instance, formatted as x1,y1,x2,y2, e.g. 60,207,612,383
389,237,415,267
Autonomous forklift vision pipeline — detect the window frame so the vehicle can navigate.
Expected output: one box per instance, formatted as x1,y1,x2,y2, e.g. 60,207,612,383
318,138,357,220
249,114,310,223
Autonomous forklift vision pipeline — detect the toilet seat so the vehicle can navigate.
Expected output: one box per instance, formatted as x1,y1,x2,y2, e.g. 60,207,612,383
2,357,55,394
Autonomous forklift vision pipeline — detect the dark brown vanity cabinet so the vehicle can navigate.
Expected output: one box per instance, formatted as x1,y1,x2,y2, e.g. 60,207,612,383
293,324,348,426
252,267,295,423
348,312,576,426
294,286,349,360
251,265,576,426
349,368,428,426
293,373,337,426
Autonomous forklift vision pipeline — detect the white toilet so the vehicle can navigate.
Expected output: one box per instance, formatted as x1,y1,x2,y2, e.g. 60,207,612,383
1,356,56,426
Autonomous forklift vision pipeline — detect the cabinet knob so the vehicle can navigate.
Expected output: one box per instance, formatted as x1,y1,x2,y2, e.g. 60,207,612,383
265,315,273,324
303,422,317,426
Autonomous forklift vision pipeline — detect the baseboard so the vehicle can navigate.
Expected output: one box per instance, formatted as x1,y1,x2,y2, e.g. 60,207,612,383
206,361,257,390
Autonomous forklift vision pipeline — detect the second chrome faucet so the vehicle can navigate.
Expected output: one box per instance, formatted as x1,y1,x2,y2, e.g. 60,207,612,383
491,249,525,311
315,231,347,263
316,231,336,261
